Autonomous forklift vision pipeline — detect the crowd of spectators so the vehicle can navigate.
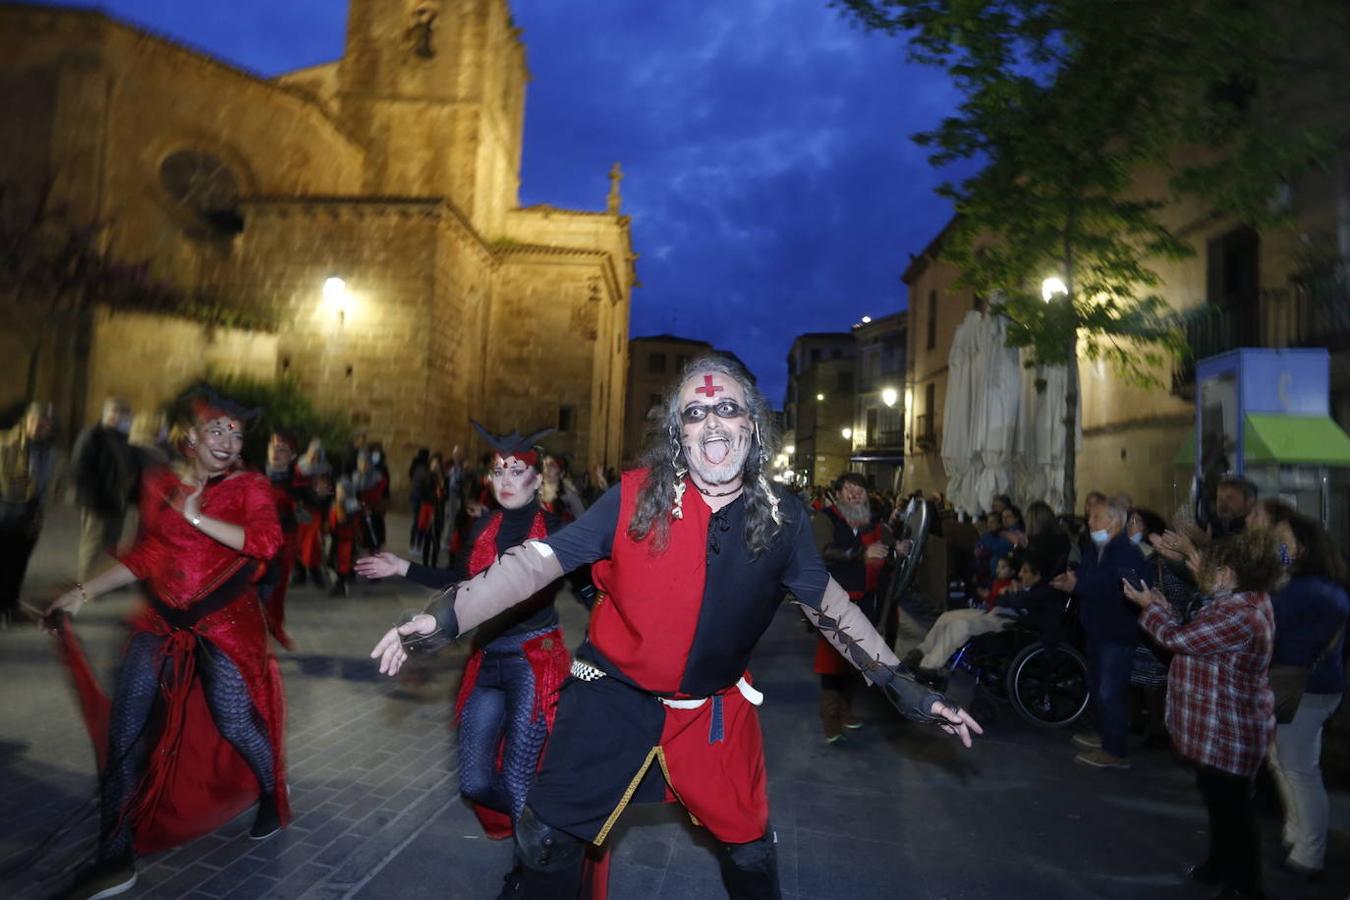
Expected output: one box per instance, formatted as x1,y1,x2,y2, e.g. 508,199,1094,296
800,471,1348,899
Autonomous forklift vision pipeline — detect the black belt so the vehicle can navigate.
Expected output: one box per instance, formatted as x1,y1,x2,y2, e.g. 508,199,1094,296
148,562,257,630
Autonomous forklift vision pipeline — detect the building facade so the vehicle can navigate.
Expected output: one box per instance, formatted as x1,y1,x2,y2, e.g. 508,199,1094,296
785,332,857,486
847,312,907,492
901,156,1350,517
0,0,636,487
900,226,977,503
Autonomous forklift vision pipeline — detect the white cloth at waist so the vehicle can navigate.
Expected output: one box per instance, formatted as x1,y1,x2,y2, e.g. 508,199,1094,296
569,659,764,707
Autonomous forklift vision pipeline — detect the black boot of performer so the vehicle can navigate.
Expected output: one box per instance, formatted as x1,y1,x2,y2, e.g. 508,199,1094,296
718,829,781,900
497,806,585,900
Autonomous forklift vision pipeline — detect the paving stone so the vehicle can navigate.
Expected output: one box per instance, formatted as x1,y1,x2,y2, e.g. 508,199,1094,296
6,508,1350,900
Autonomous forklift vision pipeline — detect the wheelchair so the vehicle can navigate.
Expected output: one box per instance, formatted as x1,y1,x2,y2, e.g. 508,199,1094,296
942,595,1090,729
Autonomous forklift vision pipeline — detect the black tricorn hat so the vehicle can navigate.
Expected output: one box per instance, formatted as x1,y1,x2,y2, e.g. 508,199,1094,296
471,420,555,460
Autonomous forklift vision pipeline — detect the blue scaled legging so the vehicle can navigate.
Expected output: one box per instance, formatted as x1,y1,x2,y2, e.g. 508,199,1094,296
99,632,276,860
456,629,551,823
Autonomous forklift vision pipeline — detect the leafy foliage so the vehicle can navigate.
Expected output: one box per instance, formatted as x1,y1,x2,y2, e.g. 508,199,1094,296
836,0,1350,507
166,373,352,471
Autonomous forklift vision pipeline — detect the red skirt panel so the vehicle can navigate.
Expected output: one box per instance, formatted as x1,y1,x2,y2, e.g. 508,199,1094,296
654,684,768,844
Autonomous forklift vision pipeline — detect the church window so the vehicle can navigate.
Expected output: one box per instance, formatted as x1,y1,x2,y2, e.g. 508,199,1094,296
558,405,574,433
159,149,244,237
648,353,666,374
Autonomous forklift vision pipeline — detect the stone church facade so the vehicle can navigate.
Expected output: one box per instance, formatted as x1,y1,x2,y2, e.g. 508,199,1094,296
0,0,636,483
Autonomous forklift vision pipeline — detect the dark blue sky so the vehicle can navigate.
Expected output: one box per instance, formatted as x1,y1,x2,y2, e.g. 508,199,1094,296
45,0,962,403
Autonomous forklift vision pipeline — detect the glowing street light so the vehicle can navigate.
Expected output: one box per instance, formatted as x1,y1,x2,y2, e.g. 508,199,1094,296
323,276,349,322
1041,276,1068,303
861,315,872,324
881,387,898,408
841,427,853,440
785,444,795,455
816,392,825,402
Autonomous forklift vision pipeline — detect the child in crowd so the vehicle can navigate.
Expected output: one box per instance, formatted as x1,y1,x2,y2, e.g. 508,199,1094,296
977,555,1018,610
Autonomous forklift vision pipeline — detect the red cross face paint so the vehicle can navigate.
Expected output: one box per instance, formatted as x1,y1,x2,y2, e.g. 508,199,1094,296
679,371,752,488
490,454,540,510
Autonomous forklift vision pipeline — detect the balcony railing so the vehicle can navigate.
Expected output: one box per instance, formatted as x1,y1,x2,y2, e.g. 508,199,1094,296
859,428,904,449
1171,275,1350,395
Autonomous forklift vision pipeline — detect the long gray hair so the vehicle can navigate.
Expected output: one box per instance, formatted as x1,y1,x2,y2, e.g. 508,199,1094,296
628,355,785,556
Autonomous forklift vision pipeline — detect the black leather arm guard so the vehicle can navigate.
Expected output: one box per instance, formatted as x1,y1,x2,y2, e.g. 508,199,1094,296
397,601,456,656
798,577,959,726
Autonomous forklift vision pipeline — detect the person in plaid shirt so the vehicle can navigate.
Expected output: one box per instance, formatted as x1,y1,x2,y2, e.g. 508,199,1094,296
1126,528,1281,900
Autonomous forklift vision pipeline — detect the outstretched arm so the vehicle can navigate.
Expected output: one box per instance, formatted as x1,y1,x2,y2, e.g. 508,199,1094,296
796,576,982,747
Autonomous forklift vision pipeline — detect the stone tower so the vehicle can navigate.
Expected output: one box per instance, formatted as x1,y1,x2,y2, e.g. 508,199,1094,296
338,0,527,234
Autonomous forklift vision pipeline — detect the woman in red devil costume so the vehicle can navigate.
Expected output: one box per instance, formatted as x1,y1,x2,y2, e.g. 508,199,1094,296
47,387,287,900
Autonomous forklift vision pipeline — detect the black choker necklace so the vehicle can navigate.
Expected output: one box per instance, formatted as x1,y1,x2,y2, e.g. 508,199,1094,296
693,481,742,498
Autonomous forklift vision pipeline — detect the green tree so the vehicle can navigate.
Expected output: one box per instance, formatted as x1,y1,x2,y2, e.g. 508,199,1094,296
836,0,1350,512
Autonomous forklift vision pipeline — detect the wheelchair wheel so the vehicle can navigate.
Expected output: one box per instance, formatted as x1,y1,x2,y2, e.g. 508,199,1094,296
1006,641,1089,728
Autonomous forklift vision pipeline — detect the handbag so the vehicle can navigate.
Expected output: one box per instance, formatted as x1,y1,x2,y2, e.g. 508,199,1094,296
1270,622,1346,725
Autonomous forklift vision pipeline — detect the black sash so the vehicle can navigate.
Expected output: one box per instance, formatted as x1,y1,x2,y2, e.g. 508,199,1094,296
148,562,257,630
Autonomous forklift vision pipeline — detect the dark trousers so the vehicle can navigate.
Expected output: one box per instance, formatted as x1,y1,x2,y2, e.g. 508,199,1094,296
1196,765,1262,896
1087,638,1135,758
0,513,40,617
459,648,548,822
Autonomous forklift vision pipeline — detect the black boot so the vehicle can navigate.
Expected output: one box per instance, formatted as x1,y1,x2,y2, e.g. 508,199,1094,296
291,567,308,588
310,566,328,589
328,576,348,598
65,851,137,900
250,793,281,840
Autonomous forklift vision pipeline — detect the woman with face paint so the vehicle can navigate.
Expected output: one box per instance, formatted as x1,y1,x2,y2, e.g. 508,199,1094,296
1265,513,1349,881
46,387,287,900
357,422,599,843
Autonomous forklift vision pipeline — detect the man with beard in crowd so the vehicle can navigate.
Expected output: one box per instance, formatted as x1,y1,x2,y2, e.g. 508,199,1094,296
372,355,979,899
812,472,900,743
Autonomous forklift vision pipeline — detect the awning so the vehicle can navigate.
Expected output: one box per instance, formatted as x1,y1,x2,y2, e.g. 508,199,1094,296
1244,413,1350,466
1172,414,1350,468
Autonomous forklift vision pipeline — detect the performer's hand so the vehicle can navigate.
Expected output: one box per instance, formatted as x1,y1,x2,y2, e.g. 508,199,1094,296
929,700,983,748
864,542,888,561
370,615,436,676
45,587,86,621
182,478,205,523
356,552,409,580
895,538,914,558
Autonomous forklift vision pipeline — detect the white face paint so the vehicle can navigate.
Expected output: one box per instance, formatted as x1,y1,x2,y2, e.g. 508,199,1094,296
678,372,753,487
490,455,540,510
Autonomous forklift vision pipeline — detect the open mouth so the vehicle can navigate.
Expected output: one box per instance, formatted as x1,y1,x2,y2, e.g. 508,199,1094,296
701,435,730,466
208,448,233,462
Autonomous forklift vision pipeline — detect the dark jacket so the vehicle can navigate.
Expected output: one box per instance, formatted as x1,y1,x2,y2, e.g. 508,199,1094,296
1271,575,1349,695
1076,532,1150,645
72,424,135,515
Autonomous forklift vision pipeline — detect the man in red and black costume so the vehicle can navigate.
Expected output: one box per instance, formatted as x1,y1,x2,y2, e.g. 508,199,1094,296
359,422,595,840
812,472,897,743
373,357,980,900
